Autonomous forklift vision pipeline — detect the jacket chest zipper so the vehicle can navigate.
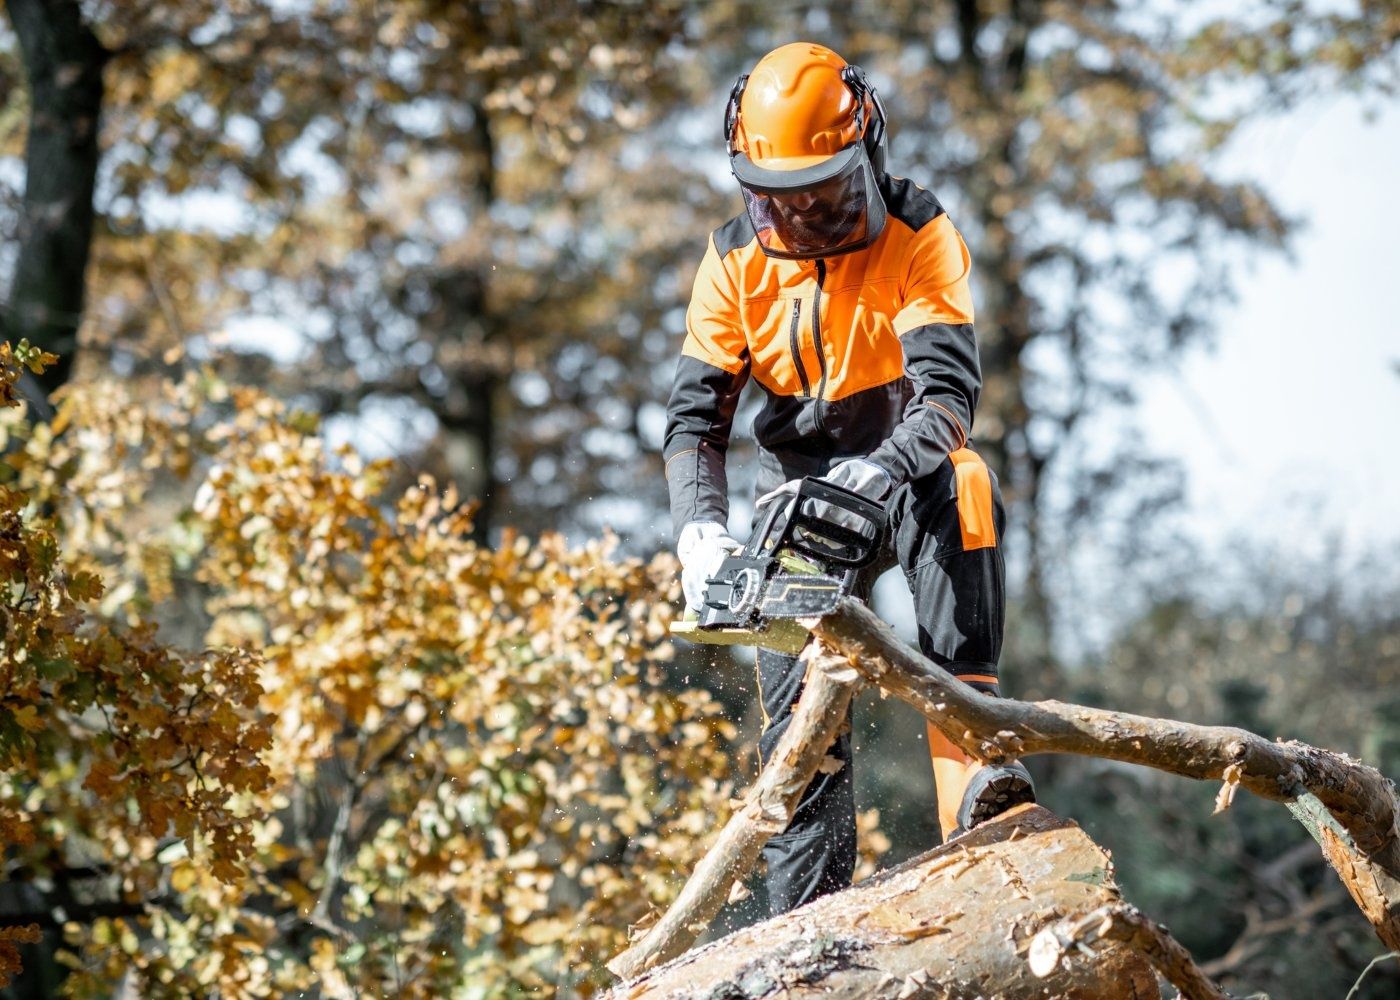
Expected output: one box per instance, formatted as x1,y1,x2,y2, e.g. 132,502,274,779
788,262,829,408
788,298,811,396
812,259,829,421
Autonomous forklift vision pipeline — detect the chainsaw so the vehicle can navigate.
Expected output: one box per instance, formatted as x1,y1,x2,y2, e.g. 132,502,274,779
670,477,887,654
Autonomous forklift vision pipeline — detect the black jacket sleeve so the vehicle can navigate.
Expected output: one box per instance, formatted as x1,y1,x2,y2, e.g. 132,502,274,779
865,214,981,486
663,233,751,535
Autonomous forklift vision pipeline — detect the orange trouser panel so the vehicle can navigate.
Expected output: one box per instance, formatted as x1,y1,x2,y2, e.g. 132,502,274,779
948,447,997,551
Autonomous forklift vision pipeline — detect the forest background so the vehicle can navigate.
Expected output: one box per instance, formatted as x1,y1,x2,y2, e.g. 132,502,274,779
1,0,1399,997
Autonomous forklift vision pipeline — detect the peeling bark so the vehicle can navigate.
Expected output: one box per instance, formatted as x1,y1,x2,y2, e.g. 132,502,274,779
1029,903,1229,999
609,807,1162,999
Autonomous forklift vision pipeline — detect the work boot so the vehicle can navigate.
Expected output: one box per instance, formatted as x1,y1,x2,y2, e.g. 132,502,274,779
948,761,1036,840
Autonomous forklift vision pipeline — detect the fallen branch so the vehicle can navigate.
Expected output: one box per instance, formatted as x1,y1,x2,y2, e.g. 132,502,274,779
1029,903,1230,999
808,597,1400,950
607,643,860,980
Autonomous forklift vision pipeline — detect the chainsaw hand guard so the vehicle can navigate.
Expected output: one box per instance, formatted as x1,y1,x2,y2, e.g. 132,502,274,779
697,478,887,632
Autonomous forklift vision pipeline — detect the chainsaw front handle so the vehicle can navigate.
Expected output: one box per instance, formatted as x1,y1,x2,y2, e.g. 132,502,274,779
753,477,886,569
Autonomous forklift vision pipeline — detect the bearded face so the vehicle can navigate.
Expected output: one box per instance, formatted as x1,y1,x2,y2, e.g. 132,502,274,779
767,175,867,252
742,166,872,259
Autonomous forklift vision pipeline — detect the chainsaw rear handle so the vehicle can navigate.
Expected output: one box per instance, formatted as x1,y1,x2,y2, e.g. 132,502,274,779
749,477,886,569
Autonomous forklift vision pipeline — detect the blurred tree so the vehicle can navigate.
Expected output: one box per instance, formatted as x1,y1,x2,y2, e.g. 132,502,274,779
0,0,104,401
0,0,710,541
0,356,736,997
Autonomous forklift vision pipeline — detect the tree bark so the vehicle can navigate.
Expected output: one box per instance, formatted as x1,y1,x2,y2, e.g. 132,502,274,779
609,806,1168,999
1029,903,1229,1000
809,597,1400,950
5,0,107,397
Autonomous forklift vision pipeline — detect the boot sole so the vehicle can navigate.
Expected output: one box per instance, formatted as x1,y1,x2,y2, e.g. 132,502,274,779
950,764,1037,839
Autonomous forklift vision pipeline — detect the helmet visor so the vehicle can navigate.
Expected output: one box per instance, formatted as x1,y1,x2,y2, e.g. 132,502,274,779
735,145,886,260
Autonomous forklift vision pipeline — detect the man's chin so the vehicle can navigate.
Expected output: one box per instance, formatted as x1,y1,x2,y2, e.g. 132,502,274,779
775,216,864,255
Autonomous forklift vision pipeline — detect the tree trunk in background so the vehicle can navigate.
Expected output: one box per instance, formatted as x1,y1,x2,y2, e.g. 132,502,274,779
952,0,1062,698
432,94,498,543
441,370,495,543
2,4,104,978
5,0,106,398
3,9,103,987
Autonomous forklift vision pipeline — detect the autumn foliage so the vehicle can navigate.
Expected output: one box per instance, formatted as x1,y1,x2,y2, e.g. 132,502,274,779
0,346,736,997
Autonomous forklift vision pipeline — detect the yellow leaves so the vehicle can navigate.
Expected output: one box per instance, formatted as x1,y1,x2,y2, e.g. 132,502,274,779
10,707,44,735
309,938,355,1000
209,857,243,884
169,863,198,894
517,916,573,946
65,569,104,603
88,917,140,956
0,924,42,990
3,359,737,996
0,341,58,408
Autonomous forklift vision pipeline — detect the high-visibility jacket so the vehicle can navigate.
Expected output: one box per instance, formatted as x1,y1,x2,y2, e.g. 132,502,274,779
663,173,981,533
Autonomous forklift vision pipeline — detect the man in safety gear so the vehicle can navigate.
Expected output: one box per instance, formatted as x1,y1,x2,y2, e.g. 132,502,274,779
664,42,1036,916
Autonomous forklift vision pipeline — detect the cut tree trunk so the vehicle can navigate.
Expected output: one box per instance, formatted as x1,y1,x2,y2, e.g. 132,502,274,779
607,806,1167,999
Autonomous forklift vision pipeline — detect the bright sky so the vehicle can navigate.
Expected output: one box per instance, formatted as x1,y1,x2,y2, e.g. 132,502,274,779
1136,95,1400,555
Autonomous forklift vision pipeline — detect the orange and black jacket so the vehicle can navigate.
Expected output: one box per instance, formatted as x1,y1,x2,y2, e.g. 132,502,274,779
664,174,980,533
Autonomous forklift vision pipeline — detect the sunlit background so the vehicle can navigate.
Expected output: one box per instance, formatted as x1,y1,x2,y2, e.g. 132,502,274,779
2,1,1398,996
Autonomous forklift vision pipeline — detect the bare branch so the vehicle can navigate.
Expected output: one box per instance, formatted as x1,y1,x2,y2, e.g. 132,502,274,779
607,645,861,980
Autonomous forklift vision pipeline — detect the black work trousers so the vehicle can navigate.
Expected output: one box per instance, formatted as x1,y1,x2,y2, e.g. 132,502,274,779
753,447,1007,916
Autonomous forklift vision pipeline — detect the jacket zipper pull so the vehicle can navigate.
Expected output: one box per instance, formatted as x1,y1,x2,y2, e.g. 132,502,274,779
788,298,811,397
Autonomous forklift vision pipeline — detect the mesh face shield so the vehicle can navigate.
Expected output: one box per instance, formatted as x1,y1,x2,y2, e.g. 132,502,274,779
732,141,887,261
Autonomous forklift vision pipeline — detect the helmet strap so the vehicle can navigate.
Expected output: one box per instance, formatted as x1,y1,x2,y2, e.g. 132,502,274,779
841,64,888,176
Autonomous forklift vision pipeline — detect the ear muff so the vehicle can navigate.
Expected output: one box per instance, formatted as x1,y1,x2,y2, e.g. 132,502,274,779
840,64,888,176
723,72,749,151
724,62,888,173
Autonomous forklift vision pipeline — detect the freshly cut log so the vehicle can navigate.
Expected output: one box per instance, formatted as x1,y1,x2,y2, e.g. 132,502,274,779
608,805,1165,1000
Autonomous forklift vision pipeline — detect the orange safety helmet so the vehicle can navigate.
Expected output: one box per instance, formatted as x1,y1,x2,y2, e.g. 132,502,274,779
724,43,889,259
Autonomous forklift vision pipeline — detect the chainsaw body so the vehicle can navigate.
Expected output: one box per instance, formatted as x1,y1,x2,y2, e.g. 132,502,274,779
672,478,887,653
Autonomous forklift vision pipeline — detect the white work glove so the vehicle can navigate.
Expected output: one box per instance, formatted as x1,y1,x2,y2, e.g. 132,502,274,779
755,459,893,534
677,521,743,612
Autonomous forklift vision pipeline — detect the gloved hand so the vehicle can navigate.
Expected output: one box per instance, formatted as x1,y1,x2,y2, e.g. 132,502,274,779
755,459,893,534
677,521,743,612
820,458,895,502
